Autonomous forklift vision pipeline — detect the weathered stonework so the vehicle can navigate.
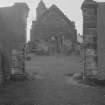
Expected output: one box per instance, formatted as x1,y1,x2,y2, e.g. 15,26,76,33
82,0,105,80
0,3,29,84
97,3,105,80
81,0,98,77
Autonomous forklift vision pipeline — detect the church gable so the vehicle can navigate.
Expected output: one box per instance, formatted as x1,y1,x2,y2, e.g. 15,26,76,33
31,1,78,54
32,5,77,41
39,5,75,32
31,2,77,42
42,6,67,25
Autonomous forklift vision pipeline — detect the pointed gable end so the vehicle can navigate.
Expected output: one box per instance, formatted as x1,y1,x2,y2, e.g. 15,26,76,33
31,4,77,42
39,4,75,28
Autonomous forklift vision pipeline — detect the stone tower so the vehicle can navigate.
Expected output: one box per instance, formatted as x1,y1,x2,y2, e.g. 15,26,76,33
81,0,98,77
36,0,47,20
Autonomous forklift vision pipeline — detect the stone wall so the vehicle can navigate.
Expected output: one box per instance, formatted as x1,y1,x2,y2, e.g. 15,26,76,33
97,4,105,80
0,3,29,43
82,0,105,79
0,51,3,84
81,0,98,77
0,3,29,84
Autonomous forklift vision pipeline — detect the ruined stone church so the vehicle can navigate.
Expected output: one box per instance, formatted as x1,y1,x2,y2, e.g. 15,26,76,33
31,0,78,54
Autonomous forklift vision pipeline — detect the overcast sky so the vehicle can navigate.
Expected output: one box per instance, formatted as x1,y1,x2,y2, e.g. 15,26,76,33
0,0,105,41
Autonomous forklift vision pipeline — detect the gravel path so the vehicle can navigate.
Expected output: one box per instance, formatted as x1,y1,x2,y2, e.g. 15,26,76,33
0,56,105,105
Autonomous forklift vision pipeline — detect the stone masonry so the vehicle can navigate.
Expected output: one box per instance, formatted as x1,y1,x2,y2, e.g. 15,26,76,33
82,0,105,80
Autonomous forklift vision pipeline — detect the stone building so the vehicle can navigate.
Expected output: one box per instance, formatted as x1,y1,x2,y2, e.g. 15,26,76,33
81,0,105,80
0,3,29,84
31,0,77,55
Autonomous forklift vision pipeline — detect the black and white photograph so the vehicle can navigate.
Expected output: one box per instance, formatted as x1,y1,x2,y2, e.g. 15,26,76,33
0,0,105,105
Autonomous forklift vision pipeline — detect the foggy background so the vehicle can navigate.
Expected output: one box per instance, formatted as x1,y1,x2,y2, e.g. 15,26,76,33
0,0,105,41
